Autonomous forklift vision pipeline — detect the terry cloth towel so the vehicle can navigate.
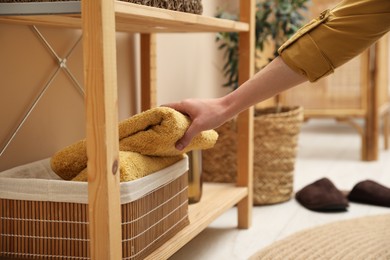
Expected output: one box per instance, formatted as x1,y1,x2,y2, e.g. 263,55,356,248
51,107,218,181
72,151,184,182
118,107,218,156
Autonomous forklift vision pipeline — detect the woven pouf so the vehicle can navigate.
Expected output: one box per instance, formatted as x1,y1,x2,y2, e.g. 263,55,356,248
250,214,390,259
253,106,303,205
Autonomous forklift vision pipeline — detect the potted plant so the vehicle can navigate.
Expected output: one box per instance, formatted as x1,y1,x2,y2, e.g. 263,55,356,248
203,0,309,205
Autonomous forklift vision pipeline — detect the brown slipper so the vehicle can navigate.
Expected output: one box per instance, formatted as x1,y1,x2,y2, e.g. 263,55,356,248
348,180,390,207
295,178,349,212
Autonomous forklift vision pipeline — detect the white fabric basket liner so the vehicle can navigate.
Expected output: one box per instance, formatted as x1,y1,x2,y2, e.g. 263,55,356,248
0,156,188,205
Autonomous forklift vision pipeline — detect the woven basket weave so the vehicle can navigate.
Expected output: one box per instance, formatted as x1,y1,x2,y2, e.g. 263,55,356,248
253,106,303,205
126,0,203,14
202,119,237,183
0,158,189,260
203,106,303,205
0,0,203,14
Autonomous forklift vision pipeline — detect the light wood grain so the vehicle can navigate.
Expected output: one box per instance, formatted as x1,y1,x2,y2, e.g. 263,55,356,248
364,45,379,161
302,109,365,118
236,0,255,229
140,33,157,111
0,1,249,33
82,0,122,259
114,2,248,33
0,15,81,29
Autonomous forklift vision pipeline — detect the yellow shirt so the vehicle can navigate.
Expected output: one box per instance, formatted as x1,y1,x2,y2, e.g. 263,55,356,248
278,0,390,82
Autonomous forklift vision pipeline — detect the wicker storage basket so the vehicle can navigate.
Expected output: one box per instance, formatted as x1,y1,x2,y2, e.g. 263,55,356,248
0,0,203,14
253,106,303,205
203,106,303,205
0,157,189,260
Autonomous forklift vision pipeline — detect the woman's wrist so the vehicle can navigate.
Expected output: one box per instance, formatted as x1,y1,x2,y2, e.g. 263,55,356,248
218,90,248,122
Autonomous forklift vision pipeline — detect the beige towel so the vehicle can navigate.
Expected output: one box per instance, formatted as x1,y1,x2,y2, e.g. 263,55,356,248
72,151,184,182
51,107,218,181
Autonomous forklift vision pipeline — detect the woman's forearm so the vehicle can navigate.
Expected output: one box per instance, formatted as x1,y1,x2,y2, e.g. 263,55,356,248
164,57,307,150
171,37,379,149
166,0,390,150
221,56,307,120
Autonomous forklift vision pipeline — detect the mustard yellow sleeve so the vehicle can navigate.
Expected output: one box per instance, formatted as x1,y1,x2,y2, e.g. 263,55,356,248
278,0,390,82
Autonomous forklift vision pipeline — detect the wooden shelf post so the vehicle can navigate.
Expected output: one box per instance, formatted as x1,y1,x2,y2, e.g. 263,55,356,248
140,33,157,111
82,1,122,259
237,0,255,229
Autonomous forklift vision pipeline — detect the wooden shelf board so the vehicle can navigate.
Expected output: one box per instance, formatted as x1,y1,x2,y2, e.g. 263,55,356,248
114,2,249,32
145,183,248,259
303,109,366,118
0,1,249,33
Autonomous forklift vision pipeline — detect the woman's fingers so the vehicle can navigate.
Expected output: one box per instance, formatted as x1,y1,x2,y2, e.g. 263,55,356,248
175,123,198,150
163,98,226,150
162,101,190,116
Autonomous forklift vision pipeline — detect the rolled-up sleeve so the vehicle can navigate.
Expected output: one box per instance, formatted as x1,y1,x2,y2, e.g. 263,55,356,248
278,0,390,82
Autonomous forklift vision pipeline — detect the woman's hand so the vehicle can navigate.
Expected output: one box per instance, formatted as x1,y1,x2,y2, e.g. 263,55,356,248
164,57,308,151
164,97,230,150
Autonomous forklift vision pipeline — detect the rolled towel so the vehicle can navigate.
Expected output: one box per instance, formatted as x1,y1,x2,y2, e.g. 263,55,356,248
50,140,87,181
72,151,184,182
51,107,218,180
118,107,218,156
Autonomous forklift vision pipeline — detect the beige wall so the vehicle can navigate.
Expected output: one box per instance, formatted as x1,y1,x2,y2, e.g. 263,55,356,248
155,0,235,104
0,24,137,171
0,2,229,171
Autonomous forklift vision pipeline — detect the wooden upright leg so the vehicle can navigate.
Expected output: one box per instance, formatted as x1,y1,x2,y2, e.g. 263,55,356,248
82,1,122,259
384,111,390,150
140,33,157,111
363,44,379,161
237,0,255,229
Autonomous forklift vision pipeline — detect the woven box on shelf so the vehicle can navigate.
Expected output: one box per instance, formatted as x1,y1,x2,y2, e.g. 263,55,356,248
203,106,303,205
124,0,203,14
0,157,189,260
0,0,203,14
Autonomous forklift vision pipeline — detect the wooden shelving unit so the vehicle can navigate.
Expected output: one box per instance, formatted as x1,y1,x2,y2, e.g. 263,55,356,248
0,1,255,259
0,1,249,32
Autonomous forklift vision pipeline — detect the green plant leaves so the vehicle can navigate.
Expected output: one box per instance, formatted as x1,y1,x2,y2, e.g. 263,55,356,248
216,0,310,90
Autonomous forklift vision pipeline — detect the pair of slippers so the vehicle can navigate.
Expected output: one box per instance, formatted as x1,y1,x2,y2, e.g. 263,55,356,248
296,178,390,212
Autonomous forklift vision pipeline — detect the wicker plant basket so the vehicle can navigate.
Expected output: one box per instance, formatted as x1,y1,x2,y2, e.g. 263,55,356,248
0,0,203,14
203,106,304,205
0,158,189,259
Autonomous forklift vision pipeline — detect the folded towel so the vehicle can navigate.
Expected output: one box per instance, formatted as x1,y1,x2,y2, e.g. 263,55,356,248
51,107,218,181
50,140,87,181
72,151,184,182
118,107,218,156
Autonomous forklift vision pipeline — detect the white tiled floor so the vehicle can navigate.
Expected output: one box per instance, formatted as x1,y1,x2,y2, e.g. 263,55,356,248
170,118,390,260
